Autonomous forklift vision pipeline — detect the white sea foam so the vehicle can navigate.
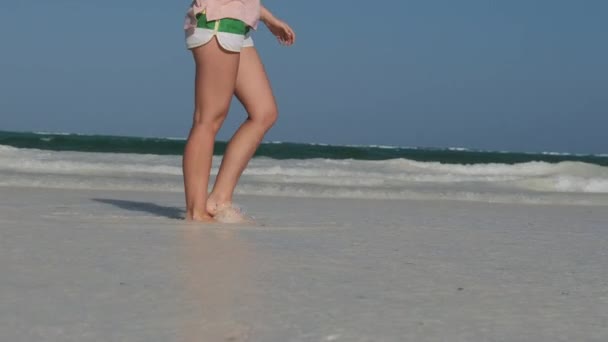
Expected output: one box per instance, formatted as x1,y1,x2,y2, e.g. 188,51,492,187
447,147,470,152
367,144,401,150
1,145,607,205
33,131,74,136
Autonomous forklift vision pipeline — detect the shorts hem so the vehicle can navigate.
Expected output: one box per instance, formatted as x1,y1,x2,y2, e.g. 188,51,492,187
186,28,254,52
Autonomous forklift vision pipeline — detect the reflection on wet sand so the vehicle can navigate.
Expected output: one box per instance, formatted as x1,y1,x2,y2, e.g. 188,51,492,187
178,225,256,342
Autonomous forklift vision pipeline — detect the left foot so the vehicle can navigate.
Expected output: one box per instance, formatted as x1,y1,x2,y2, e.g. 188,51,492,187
185,211,216,222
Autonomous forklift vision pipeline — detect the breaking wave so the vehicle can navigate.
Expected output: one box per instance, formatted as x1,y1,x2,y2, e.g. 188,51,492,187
1,144,607,205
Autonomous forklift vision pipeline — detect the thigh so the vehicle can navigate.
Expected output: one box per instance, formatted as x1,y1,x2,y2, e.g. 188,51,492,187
234,47,278,119
192,37,241,122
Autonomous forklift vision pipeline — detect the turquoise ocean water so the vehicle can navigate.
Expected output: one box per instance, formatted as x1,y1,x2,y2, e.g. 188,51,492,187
0,130,606,166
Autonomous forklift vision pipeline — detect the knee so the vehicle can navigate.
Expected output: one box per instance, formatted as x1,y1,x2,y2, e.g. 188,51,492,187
250,107,278,130
192,108,228,134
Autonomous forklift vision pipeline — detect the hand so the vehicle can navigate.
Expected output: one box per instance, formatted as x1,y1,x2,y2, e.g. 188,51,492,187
264,17,296,46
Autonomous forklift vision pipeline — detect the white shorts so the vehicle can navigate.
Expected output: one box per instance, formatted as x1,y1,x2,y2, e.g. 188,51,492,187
185,11,254,52
186,29,254,52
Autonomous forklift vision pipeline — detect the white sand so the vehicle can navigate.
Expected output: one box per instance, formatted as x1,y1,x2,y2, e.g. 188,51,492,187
1,186,607,341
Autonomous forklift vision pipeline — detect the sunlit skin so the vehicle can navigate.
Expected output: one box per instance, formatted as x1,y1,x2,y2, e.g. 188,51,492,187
183,6,295,222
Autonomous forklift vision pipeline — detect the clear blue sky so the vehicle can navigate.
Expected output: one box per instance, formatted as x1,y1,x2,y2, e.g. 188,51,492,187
1,1,606,154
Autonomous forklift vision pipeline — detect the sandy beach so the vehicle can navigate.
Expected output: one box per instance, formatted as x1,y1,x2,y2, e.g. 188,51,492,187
1,186,606,341
3,0,608,340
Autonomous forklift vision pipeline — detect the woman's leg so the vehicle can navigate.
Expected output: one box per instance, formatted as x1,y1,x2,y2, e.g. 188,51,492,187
183,38,241,221
207,47,278,213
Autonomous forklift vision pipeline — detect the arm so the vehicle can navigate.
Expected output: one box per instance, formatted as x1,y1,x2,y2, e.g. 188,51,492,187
259,5,296,46
260,6,275,26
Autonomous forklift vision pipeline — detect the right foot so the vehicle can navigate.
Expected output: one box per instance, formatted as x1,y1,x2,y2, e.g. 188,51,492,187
206,195,231,216
206,195,254,224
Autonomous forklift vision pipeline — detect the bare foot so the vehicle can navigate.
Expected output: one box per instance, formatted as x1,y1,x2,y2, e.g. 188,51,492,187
205,195,253,223
185,211,216,222
206,194,231,216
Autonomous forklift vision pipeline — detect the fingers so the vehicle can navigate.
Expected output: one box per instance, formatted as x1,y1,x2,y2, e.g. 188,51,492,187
281,24,295,46
287,25,296,44
269,20,296,46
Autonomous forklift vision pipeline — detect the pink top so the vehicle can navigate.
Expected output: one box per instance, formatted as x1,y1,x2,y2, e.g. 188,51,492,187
184,0,261,31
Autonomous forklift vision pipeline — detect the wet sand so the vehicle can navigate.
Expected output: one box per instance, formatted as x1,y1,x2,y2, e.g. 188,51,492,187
1,186,607,341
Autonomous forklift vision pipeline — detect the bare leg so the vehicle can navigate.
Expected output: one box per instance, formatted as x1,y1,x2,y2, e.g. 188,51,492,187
183,38,240,221
207,47,278,214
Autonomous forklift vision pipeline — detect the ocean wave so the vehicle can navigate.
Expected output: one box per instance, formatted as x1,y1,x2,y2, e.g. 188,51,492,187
447,147,470,152
33,131,75,136
514,176,608,193
345,143,415,150
1,145,608,204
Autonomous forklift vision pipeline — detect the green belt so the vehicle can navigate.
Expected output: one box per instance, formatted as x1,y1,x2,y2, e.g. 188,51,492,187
195,12,250,35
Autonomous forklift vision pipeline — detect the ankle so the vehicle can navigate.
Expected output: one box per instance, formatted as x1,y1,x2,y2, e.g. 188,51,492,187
208,192,231,204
